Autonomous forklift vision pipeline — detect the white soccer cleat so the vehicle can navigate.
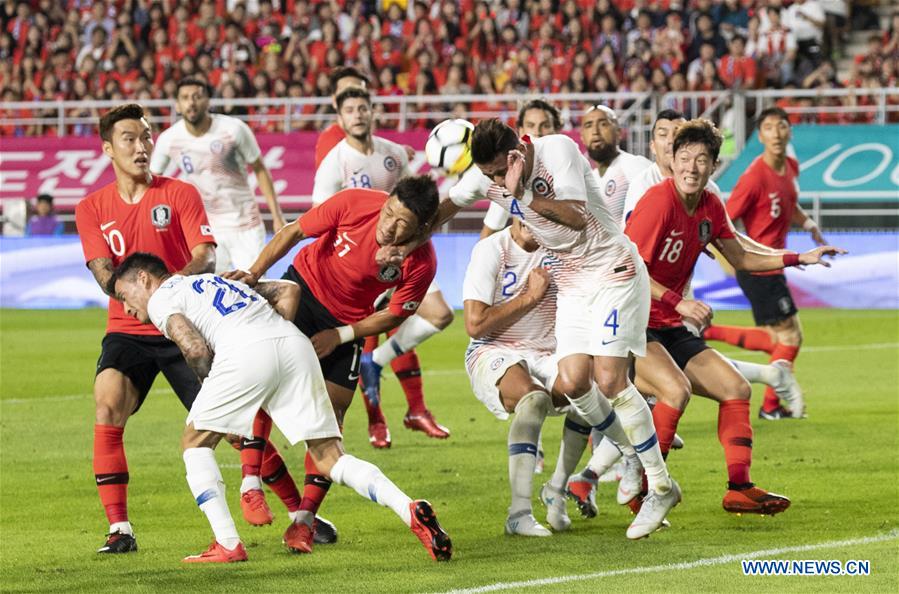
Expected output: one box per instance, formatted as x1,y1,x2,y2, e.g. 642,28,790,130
540,483,571,532
617,455,644,505
772,360,806,418
504,511,552,537
671,433,685,449
597,461,624,483
626,479,681,540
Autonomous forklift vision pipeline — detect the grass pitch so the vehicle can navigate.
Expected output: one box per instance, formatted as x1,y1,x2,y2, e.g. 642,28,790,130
1,308,897,593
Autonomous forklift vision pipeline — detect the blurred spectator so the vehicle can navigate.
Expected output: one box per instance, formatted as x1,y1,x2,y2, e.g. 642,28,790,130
27,194,62,236
754,6,797,87
783,0,826,73
718,35,757,89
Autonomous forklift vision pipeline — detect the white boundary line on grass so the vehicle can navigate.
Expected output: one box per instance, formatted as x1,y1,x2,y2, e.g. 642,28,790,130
437,531,899,594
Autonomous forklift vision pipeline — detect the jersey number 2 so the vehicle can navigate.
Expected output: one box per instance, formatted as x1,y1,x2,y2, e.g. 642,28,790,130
501,271,517,297
193,276,257,316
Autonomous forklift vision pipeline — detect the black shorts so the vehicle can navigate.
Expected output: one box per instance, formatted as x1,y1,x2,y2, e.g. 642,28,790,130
283,265,364,390
736,271,798,326
96,333,201,414
646,326,709,370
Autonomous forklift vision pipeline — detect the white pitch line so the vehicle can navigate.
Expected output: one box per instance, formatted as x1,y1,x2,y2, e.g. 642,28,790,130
1,388,169,405
438,531,899,594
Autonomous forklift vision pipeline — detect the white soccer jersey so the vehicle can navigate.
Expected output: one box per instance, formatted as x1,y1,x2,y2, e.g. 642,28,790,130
150,114,263,232
623,162,723,225
312,136,411,204
450,135,638,296
148,274,296,352
462,228,557,353
591,150,652,225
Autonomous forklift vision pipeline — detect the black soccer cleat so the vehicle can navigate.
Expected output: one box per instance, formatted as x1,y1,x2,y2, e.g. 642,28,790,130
409,500,452,561
97,530,137,554
312,515,338,544
758,405,793,421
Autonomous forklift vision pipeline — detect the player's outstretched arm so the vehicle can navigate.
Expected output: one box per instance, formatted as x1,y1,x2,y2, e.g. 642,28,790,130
177,243,216,276
223,220,306,286
166,313,213,381
309,310,406,359
716,237,846,272
255,280,300,321
464,267,550,339
87,258,115,296
649,276,713,329
792,204,827,246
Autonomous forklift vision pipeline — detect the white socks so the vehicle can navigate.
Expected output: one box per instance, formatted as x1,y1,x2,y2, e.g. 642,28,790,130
240,475,262,494
507,391,551,514
330,454,413,526
109,521,133,536
372,315,441,367
184,447,241,550
611,384,672,494
730,359,780,386
549,411,591,491
586,436,624,477
567,385,637,458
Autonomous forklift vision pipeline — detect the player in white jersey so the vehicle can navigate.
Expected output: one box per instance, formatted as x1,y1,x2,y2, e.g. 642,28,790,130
110,252,453,564
580,105,652,224
312,86,453,446
150,78,286,273
437,119,679,539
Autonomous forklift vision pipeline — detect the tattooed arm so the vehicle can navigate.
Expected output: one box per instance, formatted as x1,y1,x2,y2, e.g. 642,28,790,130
87,258,115,296
254,280,301,321
166,313,213,381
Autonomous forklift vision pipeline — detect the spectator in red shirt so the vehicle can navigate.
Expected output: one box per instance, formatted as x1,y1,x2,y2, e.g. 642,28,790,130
718,34,757,89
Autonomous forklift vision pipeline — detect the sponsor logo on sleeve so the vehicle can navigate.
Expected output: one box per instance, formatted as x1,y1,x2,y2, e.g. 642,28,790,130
201,225,214,236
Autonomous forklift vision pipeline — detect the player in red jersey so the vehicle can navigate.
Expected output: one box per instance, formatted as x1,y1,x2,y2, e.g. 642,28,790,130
74,104,217,554
703,107,828,420
624,119,844,515
225,176,439,554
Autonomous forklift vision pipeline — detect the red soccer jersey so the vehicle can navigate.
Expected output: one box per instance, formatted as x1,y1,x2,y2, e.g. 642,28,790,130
314,122,346,171
726,155,799,250
75,176,215,336
294,188,437,324
625,178,735,328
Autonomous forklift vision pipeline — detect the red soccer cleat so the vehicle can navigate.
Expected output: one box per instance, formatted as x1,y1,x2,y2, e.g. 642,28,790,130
240,488,274,526
368,421,392,449
182,540,247,563
409,500,452,561
723,485,791,515
403,410,450,439
283,521,314,554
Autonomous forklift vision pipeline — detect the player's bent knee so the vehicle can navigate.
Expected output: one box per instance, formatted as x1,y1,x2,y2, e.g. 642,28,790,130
657,379,691,410
728,378,752,401
553,375,591,400
306,438,344,477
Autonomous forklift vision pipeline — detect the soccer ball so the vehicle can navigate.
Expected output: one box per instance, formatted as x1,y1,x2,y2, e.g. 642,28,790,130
425,119,474,176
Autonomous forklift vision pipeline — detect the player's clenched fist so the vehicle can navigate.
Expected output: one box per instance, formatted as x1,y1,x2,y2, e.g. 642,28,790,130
524,267,551,301
675,299,713,329
310,329,340,359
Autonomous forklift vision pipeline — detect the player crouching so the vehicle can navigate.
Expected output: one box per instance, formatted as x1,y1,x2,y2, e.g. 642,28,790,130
110,253,452,563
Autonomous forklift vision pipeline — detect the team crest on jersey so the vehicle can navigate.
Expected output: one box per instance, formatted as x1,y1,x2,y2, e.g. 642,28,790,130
698,219,712,244
383,156,398,171
490,357,505,371
540,255,560,271
378,264,401,283
151,205,172,229
605,179,616,196
210,140,224,154
532,177,550,196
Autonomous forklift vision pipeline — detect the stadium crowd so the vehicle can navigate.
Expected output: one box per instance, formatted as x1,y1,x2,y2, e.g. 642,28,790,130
0,0,895,135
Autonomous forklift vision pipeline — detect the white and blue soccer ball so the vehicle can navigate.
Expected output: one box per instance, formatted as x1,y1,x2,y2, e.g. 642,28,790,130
425,118,474,176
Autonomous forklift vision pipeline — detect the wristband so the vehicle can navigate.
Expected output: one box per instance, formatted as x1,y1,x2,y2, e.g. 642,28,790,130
336,325,355,344
802,218,818,231
660,289,683,308
782,253,801,267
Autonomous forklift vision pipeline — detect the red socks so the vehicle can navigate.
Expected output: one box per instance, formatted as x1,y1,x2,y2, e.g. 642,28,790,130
94,424,128,524
299,450,332,514
391,350,426,415
363,389,387,425
261,444,301,512
651,401,684,456
718,400,753,486
704,325,776,354
240,410,271,477
763,343,801,412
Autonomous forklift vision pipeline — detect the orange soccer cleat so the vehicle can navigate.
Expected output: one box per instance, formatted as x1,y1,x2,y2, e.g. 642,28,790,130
283,521,314,554
240,488,274,526
403,410,450,439
723,485,791,515
409,500,452,561
182,540,247,563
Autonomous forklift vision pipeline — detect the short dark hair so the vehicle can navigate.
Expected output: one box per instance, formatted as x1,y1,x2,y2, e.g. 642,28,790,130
392,175,439,227
328,66,368,94
99,103,147,141
107,252,170,295
335,86,371,111
672,118,723,162
756,106,790,130
652,109,685,134
517,99,562,133
36,193,53,204
176,77,211,97
471,119,520,165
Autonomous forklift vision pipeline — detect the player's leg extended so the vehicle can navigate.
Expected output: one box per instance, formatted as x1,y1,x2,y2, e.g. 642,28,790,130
495,364,554,536
684,350,791,515
634,343,692,457
93,369,140,553
702,324,777,353
552,412,594,518
360,335,391,448
760,314,804,418
181,425,247,563
308,437,452,561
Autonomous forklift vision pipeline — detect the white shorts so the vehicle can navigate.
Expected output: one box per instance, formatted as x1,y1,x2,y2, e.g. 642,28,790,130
187,335,341,444
555,262,650,359
214,224,266,273
426,280,440,295
465,344,559,420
